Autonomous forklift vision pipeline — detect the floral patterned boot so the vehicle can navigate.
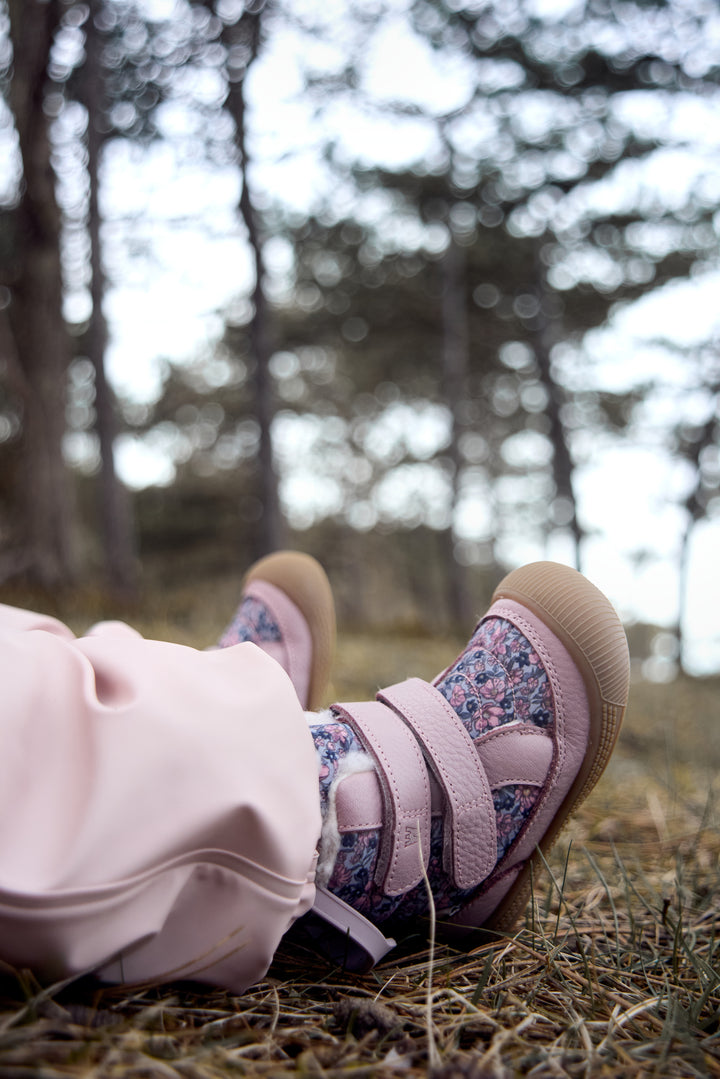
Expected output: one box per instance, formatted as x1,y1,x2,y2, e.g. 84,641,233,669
218,551,335,711
303,561,630,969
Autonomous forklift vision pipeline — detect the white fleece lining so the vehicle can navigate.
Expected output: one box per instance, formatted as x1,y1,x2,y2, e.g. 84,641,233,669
305,708,333,726
305,710,377,886
315,749,375,886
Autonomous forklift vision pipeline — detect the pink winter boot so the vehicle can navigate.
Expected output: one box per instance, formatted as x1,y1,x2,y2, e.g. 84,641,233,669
217,550,336,711
303,561,630,969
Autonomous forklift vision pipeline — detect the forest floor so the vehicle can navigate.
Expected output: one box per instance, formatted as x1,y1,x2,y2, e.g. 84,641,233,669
0,598,718,1078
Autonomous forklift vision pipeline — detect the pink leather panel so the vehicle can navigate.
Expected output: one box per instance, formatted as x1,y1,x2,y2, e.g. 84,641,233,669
245,580,312,709
446,863,523,929
335,769,383,832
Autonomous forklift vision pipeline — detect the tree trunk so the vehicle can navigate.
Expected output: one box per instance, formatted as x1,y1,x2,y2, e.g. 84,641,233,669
223,4,284,557
675,384,719,675
440,232,474,628
6,0,78,587
533,248,583,570
83,0,137,596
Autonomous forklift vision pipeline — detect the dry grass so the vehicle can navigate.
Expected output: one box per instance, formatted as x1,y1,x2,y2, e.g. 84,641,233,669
0,620,718,1078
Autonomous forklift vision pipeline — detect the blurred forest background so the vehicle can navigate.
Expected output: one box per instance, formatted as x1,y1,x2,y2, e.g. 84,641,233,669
0,0,718,677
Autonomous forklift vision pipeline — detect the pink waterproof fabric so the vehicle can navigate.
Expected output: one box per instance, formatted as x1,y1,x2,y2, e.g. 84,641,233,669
0,604,321,993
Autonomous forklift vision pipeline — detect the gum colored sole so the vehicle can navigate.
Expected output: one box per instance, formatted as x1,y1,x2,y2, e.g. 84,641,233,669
452,561,630,940
244,551,336,711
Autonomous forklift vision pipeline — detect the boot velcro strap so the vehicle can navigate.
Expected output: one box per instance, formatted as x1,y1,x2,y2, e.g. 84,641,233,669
335,724,553,833
378,679,497,890
332,699,432,896
333,678,499,895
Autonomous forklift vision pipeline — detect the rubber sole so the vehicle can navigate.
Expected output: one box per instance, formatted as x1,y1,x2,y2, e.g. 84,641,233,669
454,561,630,939
244,551,336,711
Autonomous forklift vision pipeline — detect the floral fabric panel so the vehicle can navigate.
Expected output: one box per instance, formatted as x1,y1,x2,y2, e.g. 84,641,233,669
311,721,362,814
436,616,554,733
217,596,282,647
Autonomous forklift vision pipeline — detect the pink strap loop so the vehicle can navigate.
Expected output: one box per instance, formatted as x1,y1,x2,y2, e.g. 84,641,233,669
478,725,554,788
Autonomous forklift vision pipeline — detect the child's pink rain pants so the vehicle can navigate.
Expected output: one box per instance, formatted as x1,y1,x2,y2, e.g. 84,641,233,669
0,604,321,993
